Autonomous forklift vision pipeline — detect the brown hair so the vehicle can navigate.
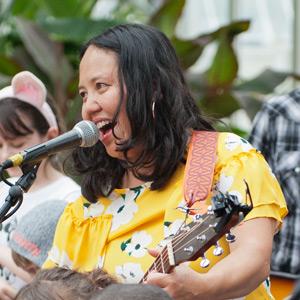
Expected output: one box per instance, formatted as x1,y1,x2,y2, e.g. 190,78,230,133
91,283,173,300
11,250,39,276
15,267,118,300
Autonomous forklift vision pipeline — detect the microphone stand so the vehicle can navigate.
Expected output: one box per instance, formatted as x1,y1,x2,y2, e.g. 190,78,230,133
0,163,40,223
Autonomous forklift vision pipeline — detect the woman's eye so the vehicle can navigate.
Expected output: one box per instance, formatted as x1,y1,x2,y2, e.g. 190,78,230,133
96,82,108,90
79,91,87,99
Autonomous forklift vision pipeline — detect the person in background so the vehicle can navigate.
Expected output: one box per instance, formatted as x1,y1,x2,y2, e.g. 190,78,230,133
8,201,67,277
248,89,300,296
44,24,287,300
0,71,81,300
15,267,117,300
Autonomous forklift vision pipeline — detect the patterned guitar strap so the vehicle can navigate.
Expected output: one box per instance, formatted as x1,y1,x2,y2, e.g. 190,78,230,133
183,131,218,215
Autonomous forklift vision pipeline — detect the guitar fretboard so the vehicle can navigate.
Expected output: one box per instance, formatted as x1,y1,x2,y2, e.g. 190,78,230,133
140,246,173,282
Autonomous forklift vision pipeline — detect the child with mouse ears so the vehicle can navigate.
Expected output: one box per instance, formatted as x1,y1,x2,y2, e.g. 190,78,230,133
0,71,80,299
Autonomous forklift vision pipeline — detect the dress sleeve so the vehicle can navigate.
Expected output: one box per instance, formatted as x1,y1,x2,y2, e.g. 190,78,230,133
215,133,288,225
43,196,112,271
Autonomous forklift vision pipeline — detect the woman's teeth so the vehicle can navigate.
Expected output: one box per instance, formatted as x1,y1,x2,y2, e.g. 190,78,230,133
97,121,113,134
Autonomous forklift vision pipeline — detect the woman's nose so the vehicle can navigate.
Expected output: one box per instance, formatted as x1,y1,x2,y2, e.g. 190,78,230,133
83,94,102,118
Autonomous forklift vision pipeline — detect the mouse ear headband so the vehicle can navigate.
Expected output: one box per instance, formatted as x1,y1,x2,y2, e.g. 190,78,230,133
0,71,58,129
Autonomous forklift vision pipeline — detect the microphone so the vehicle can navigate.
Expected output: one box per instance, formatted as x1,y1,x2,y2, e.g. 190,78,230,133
0,120,99,169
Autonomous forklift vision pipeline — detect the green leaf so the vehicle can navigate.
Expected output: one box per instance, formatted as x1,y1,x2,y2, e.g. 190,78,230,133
172,34,213,69
11,0,39,19
15,18,72,87
211,20,251,39
149,0,186,38
40,18,121,43
206,37,238,88
202,20,250,87
40,0,97,18
0,54,22,75
199,91,240,118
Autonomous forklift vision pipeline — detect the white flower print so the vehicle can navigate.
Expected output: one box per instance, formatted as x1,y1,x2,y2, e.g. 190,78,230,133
158,219,185,248
214,173,243,203
115,262,144,283
48,246,73,268
106,188,143,231
225,133,253,152
164,219,184,238
83,202,104,219
121,231,152,258
215,174,234,194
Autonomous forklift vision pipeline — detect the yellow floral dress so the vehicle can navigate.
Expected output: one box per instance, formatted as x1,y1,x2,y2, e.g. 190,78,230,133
43,132,287,300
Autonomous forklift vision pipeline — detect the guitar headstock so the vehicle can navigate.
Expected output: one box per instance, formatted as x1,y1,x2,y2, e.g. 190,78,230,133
171,193,252,266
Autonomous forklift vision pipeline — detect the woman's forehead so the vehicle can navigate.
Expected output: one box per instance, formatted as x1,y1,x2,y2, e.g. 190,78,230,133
79,46,119,86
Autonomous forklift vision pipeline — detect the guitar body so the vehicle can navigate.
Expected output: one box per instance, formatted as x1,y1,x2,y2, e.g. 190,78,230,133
270,275,295,300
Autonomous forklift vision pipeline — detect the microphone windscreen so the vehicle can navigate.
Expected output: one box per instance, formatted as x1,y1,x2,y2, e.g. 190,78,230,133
74,121,99,147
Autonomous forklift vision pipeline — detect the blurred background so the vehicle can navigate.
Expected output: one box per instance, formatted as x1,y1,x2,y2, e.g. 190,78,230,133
0,0,299,136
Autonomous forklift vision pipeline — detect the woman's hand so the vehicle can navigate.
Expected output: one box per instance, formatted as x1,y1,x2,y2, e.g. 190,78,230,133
0,279,16,300
146,263,210,300
146,217,277,300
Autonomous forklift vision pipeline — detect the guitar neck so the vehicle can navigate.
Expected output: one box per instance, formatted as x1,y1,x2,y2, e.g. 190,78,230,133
140,247,172,282
139,191,253,283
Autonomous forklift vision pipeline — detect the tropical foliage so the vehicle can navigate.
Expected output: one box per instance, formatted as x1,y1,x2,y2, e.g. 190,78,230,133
0,0,298,133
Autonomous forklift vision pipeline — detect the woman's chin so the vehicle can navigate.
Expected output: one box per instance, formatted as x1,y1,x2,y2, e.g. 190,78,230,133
105,146,123,160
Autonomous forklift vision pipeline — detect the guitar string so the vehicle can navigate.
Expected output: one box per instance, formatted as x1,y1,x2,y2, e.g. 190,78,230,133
142,224,214,280
144,214,213,277
143,199,246,279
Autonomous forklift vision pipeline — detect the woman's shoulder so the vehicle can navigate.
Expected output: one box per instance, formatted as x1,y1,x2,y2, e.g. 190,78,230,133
216,132,255,161
60,195,87,220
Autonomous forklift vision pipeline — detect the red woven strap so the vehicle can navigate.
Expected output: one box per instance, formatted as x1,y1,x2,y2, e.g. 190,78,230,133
184,131,218,208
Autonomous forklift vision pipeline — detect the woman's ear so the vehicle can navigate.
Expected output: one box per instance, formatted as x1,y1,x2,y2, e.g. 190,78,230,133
46,126,59,141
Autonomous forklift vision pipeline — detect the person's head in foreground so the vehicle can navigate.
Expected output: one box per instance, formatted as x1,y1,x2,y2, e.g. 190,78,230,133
8,201,67,277
90,283,173,300
15,267,118,300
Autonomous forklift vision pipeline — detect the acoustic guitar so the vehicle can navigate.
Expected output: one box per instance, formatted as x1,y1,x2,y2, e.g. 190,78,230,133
140,192,252,281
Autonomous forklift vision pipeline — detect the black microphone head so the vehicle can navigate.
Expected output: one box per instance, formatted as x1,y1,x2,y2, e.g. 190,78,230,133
74,121,99,147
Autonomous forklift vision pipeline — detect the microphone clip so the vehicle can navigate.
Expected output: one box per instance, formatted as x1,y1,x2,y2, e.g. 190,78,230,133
0,164,39,223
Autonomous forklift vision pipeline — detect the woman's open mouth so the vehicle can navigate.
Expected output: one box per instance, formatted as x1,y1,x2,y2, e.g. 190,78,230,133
97,120,115,140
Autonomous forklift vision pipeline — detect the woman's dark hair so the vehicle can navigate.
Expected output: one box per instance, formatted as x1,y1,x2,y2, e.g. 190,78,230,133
73,23,214,202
